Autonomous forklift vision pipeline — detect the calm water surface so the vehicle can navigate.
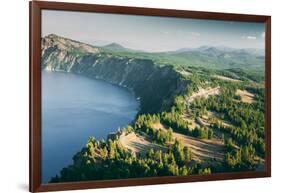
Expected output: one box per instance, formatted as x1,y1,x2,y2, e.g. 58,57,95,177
42,71,139,183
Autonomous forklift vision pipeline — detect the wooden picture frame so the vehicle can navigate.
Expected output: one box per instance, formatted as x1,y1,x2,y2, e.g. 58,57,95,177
30,1,271,192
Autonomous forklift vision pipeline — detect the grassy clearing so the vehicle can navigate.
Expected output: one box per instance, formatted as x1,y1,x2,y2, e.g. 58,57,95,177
188,87,220,103
119,132,166,156
214,75,241,82
172,132,225,162
150,122,225,162
236,89,255,103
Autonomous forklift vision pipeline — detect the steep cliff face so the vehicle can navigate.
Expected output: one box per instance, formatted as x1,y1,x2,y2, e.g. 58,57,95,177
41,34,187,113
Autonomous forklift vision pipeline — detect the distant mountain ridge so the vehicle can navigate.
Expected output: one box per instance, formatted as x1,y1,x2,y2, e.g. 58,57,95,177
42,34,265,73
173,45,264,56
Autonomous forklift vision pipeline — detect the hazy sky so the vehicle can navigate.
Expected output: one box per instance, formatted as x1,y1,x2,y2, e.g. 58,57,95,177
42,10,265,52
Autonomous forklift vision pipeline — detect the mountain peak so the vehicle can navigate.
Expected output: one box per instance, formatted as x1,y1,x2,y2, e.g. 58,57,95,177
103,42,127,51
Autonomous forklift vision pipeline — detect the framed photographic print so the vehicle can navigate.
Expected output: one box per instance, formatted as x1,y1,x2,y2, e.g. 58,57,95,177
30,1,271,192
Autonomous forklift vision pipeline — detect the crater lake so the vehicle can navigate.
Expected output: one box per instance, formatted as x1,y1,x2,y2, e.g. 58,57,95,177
42,71,139,183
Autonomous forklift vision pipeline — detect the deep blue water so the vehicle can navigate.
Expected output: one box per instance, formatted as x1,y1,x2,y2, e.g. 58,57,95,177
42,71,139,183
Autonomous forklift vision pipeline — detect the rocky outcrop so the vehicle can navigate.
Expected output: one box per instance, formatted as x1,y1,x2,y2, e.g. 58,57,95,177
41,34,188,113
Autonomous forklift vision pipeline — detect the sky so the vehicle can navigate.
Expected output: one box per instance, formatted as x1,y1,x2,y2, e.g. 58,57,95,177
42,10,265,52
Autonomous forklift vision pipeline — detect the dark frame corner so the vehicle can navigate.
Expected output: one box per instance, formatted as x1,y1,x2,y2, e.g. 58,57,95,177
30,1,271,192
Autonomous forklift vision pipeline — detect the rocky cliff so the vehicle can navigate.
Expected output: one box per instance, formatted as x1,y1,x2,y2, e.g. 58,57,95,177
41,34,187,113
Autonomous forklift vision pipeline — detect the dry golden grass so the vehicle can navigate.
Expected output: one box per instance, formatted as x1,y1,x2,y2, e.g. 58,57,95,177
236,89,255,103
119,132,166,156
151,122,225,162
214,75,241,82
188,87,220,103
173,132,225,162
150,122,165,130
